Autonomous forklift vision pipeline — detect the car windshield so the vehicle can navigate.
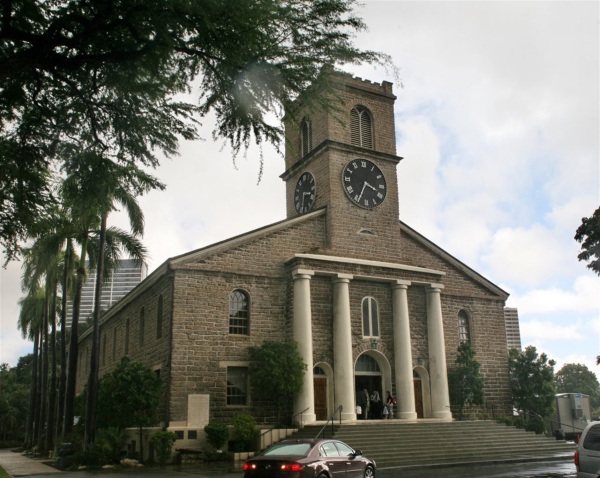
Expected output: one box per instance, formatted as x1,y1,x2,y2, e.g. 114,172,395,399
263,443,311,457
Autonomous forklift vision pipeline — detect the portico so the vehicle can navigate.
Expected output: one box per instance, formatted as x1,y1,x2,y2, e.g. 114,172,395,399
290,253,453,424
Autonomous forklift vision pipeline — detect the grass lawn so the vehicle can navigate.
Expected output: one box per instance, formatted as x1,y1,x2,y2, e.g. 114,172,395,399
0,465,10,478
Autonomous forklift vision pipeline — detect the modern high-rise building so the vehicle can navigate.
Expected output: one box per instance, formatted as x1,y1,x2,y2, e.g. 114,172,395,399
504,307,522,350
66,259,147,327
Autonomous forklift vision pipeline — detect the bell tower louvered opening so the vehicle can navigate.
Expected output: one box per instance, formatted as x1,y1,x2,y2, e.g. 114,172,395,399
350,105,373,149
301,118,312,157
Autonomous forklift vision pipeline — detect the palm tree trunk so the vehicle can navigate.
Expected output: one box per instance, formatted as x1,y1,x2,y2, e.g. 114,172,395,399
37,289,50,453
57,242,72,438
84,213,107,449
33,329,43,448
45,285,58,453
24,333,39,449
64,242,87,436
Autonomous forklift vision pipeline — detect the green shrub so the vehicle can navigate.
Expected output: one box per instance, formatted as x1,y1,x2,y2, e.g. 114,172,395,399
204,422,229,451
524,416,546,434
73,447,107,468
95,427,127,463
233,414,256,452
149,431,178,465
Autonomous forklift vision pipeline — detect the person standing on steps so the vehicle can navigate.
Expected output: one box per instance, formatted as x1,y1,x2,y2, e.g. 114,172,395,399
385,391,394,419
370,389,381,419
359,389,370,419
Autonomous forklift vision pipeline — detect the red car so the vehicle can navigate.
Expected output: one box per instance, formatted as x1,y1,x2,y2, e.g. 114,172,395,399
242,438,376,478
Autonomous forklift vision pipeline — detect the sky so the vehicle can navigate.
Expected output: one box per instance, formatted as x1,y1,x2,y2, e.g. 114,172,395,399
1,1,599,376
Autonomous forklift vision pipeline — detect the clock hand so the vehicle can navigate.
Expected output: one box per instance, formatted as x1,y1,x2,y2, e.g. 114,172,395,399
364,181,377,192
357,182,368,201
301,191,312,209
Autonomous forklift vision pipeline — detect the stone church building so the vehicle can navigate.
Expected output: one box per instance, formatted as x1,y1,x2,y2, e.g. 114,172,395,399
76,72,512,435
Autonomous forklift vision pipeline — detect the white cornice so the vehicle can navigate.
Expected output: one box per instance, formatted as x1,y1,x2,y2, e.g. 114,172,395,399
290,253,445,276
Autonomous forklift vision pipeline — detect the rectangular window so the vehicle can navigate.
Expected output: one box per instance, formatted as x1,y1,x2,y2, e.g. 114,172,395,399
227,367,248,405
112,328,117,362
125,318,130,355
139,308,145,347
156,296,163,339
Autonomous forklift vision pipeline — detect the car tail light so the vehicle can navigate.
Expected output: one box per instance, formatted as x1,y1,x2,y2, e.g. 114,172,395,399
243,463,257,471
574,450,579,471
280,463,304,472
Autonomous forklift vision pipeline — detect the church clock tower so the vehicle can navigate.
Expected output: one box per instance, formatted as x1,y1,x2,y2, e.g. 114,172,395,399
281,72,403,262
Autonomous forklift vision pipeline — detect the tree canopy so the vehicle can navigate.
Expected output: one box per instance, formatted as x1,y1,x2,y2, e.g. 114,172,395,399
448,341,485,419
575,206,600,276
0,359,31,443
0,0,387,261
508,346,556,418
555,363,600,411
96,357,163,431
248,340,306,424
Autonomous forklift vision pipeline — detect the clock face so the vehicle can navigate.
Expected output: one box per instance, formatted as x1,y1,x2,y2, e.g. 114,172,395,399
342,159,387,209
294,171,316,214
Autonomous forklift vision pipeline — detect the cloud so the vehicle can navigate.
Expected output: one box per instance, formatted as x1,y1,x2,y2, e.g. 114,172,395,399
509,275,600,315
0,261,32,366
483,225,577,287
520,320,584,342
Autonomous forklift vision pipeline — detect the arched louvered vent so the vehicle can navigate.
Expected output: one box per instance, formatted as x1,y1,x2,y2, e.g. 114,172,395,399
301,118,312,157
350,106,373,149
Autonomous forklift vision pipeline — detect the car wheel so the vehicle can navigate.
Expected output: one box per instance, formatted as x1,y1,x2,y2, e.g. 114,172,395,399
364,466,375,478
317,474,329,478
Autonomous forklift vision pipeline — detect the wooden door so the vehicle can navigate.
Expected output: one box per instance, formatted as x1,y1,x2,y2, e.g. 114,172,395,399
314,377,327,420
414,379,424,418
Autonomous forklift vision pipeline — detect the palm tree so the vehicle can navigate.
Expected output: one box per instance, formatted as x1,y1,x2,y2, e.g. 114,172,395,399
18,289,46,449
22,235,65,453
22,209,80,444
82,158,160,449
61,154,104,437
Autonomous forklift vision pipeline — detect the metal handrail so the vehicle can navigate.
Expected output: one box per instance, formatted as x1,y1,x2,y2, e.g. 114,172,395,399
292,407,310,428
315,405,343,439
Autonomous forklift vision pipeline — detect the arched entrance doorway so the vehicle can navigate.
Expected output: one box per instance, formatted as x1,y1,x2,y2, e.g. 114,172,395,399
413,370,424,418
355,354,383,419
313,366,328,420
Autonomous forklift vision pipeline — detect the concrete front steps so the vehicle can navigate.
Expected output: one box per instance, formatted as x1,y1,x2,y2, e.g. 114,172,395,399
288,420,575,469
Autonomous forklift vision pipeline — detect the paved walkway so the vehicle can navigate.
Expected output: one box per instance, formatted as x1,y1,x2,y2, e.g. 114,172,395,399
0,449,60,477
0,448,241,477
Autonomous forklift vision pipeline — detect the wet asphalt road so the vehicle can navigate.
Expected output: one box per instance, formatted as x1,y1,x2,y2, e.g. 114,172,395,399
8,459,577,478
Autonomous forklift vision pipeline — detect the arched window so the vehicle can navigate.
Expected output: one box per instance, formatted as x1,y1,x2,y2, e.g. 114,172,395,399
355,354,381,373
314,366,326,376
458,310,471,343
301,118,312,156
362,297,380,338
156,295,163,339
229,289,249,335
350,106,373,149
139,307,145,347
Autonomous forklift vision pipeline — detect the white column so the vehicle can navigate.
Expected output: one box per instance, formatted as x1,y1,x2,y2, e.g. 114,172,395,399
427,284,452,420
333,274,356,421
392,281,417,420
293,269,316,423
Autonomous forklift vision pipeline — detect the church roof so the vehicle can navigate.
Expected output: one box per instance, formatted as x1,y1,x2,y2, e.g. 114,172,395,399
88,207,508,332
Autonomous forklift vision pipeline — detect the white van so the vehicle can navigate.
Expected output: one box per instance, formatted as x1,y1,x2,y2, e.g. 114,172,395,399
575,421,600,477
